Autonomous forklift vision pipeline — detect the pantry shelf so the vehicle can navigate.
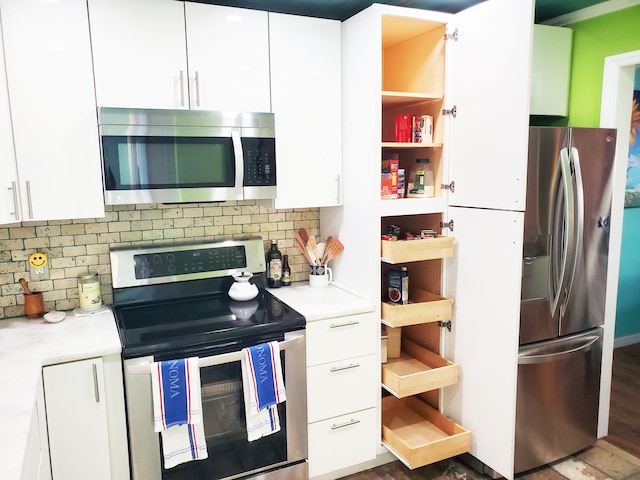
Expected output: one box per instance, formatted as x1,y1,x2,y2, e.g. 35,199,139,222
381,142,443,149
381,236,454,264
381,288,453,328
381,91,442,107
381,338,459,398
382,395,471,469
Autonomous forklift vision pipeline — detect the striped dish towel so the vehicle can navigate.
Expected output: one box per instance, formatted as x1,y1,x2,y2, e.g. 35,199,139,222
151,357,208,468
241,341,286,441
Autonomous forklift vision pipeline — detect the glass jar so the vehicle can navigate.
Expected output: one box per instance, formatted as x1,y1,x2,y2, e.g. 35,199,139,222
78,272,103,310
407,158,434,198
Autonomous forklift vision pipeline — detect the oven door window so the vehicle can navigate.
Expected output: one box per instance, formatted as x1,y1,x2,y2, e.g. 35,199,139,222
161,359,287,480
102,136,234,190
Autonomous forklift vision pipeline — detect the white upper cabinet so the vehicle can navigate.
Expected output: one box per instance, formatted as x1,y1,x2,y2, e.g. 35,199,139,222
1,0,104,222
530,24,572,116
267,13,342,208
88,0,271,112
0,21,20,225
446,0,533,212
88,0,188,110
185,4,270,112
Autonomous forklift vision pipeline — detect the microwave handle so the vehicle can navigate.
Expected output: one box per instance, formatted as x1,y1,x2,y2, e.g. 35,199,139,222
231,129,244,198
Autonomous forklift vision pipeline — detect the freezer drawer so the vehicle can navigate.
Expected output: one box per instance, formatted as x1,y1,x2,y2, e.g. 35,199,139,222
514,328,603,474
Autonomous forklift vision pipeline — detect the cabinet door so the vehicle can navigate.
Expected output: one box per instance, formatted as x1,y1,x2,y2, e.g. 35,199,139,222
1,0,104,222
185,4,270,112
0,21,20,225
88,0,188,109
443,206,524,478
21,377,52,480
269,13,342,209
446,0,533,211
43,358,111,480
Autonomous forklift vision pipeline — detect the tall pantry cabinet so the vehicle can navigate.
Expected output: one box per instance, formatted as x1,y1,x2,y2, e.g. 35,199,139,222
320,0,533,478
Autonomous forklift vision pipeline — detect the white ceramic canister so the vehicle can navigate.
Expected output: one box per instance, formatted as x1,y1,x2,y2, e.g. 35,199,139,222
78,272,103,310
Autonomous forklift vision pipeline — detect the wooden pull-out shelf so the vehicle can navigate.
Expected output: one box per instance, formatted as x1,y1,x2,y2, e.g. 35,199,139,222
381,339,459,397
382,395,471,469
381,236,454,264
382,288,453,328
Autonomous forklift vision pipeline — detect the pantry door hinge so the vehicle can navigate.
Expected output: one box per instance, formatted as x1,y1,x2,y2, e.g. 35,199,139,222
442,105,457,118
441,180,455,194
444,28,458,42
438,320,452,332
440,219,454,232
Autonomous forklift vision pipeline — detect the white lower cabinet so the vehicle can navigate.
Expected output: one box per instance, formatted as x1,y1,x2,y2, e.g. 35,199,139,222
21,377,51,480
42,355,129,480
306,312,378,478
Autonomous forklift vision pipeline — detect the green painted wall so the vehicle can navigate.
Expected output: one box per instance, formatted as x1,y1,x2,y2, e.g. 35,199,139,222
568,5,640,126
567,6,640,341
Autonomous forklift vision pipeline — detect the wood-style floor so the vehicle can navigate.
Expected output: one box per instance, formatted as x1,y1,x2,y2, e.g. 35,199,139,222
341,343,640,480
606,342,640,458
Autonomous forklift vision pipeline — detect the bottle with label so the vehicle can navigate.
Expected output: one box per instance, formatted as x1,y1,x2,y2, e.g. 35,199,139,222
266,241,283,288
407,158,434,198
282,255,291,286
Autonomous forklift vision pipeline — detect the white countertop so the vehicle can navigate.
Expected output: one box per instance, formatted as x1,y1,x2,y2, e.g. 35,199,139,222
268,282,375,321
0,308,121,480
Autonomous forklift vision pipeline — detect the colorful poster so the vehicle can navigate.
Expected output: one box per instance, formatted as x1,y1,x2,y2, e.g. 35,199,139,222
625,90,640,207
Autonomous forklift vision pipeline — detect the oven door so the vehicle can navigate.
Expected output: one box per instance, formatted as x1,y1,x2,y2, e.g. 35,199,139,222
123,330,307,480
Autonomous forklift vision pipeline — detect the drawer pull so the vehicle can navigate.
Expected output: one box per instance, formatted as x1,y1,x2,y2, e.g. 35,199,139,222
330,363,360,372
329,320,360,328
331,418,361,430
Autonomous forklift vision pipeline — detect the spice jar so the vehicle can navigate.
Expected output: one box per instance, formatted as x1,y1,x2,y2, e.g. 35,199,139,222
407,158,434,198
78,272,103,311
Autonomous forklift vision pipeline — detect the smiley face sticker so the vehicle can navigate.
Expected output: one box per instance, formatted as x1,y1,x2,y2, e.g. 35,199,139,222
28,252,48,268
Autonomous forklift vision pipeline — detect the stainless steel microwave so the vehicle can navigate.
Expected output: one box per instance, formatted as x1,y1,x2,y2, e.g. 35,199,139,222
98,108,277,205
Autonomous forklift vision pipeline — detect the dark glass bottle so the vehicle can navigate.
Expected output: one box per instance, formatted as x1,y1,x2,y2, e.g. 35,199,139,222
266,241,282,288
282,255,291,286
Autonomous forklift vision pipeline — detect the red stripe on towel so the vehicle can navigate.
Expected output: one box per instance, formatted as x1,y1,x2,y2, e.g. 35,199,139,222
156,362,166,430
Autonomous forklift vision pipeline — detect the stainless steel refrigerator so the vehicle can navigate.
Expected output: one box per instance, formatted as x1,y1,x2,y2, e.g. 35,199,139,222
515,127,616,473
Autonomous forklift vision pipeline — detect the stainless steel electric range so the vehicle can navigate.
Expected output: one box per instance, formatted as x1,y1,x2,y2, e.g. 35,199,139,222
109,237,308,480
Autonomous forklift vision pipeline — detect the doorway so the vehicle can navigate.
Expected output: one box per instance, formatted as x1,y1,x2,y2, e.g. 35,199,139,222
598,50,640,438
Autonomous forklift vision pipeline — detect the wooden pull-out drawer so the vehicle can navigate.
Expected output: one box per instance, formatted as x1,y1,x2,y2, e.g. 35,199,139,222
381,236,454,264
382,338,458,397
382,287,453,328
382,396,470,469
307,354,378,423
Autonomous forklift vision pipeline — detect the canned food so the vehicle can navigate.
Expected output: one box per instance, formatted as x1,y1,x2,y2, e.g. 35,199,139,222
421,229,438,239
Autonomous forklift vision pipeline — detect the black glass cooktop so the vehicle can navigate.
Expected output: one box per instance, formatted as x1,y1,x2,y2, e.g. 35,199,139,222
113,281,305,359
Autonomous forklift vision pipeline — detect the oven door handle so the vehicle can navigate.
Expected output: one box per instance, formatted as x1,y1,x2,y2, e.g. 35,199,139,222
126,331,305,375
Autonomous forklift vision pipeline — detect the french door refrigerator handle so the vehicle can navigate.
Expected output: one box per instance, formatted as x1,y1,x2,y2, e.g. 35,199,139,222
550,148,576,319
231,129,244,198
518,334,599,364
561,146,585,317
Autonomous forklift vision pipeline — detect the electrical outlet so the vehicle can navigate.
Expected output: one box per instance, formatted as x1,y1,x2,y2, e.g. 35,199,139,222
28,252,49,280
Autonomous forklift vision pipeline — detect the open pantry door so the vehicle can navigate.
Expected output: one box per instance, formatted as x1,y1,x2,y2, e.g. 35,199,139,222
444,0,533,212
443,206,524,479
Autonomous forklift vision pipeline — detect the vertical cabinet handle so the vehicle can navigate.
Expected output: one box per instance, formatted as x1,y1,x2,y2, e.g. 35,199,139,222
8,182,19,220
194,70,201,107
179,70,186,107
92,363,100,403
25,180,33,219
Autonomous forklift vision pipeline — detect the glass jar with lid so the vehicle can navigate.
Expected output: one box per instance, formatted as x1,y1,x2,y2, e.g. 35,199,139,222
78,272,103,311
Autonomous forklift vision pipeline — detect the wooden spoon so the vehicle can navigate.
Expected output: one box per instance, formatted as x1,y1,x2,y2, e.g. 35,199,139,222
294,231,314,265
19,278,32,295
307,236,318,262
298,228,309,245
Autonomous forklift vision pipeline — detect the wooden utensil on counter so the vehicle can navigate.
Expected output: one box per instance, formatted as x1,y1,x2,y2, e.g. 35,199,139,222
294,230,314,265
298,228,309,245
19,278,44,319
322,238,344,264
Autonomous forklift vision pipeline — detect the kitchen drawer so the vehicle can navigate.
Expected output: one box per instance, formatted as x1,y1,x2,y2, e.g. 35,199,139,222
382,288,453,328
308,408,377,478
381,236,454,264
382,396,470,469
306,313,377,366
307,353,378,423
382,338,459,397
